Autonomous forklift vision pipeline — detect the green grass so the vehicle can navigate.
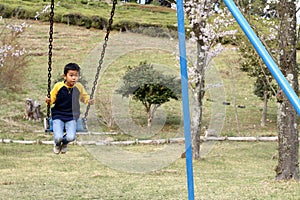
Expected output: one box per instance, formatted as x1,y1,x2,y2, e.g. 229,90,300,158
1,142,300,199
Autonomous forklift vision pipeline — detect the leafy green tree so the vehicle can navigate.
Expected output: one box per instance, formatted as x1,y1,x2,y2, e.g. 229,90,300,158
116,61,181,128
239,0,299,180
238,28,278,127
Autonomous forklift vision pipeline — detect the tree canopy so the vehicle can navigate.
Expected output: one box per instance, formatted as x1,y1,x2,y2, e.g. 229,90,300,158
116,61,181,103
115,61,181,127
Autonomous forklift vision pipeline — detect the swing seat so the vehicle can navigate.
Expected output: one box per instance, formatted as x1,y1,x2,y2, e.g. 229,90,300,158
44,118,88,132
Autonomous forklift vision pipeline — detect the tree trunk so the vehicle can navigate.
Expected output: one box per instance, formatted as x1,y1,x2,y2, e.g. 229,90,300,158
147,111,152,128
147,104,159,133
191,85,202,159
275,0,299,180
230,65,241,135
192,39,206,159
276,100,299,180
261,90,268,127
145,105,152,133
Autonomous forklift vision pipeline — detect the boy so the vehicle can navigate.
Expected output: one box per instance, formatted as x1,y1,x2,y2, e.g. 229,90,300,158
45,63,94,154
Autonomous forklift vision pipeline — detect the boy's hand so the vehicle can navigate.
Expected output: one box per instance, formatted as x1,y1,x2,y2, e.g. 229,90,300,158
88,99,95,105
45,97,51,104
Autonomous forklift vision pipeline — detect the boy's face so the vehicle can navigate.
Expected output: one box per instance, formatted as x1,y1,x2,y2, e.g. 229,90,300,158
64,70,79,87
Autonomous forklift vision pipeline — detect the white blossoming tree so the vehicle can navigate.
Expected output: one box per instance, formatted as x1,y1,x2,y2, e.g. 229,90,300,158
0,18,29,91
184,0,235,159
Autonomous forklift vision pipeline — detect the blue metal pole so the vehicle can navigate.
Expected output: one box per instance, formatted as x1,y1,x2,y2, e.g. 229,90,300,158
176,0,195,199
223,0,300,115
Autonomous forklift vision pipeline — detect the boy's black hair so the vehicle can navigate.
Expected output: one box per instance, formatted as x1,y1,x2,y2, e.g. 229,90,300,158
64,63,81,75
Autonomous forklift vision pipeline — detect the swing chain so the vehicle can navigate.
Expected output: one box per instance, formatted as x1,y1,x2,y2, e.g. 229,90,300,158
83,0,117,120
46,0,55,122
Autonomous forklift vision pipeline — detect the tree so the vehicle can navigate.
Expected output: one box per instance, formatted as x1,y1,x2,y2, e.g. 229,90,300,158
237,17,278,127
237,0,277,17
185,0,235,159
116,61,181,129
275,0,299,180
0,19,28,91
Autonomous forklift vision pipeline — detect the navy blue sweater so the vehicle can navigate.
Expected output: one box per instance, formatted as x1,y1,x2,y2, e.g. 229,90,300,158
49,82,90,122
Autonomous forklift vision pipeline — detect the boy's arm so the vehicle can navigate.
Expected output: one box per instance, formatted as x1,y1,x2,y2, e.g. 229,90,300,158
45,82,61,106
77,83,91,105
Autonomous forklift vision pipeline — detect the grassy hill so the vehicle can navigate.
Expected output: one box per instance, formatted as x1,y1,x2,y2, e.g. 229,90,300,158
0,0,178,32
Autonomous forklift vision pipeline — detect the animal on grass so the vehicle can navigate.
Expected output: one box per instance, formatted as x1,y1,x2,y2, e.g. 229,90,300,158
24,98,42,121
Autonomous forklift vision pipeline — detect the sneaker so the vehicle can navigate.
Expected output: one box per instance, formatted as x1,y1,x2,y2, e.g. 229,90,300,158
61,144,68,154
53,144,61,154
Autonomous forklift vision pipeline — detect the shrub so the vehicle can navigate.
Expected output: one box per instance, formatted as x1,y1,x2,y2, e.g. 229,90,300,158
81,0,89,5
91,15,107,30
62,13,94,28
0,4,13,18
0,19,29,91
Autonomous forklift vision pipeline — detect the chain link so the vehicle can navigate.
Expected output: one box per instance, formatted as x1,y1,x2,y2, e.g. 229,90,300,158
83,0,117,120
46,0,55,121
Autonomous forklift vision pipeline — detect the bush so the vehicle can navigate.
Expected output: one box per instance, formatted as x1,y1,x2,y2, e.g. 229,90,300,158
0,3,180,39
91,15,107,30
0,19,29,91
81,0,89,5
0,4,14,18
113,20,140,31
12,7,26,18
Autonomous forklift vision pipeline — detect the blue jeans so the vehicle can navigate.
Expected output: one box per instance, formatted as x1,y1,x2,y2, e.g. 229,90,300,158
53,119,76,146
